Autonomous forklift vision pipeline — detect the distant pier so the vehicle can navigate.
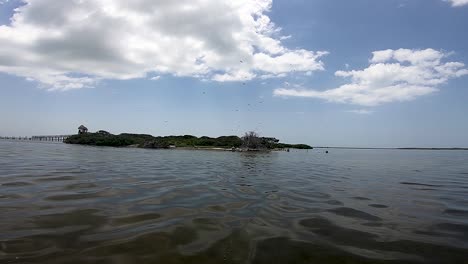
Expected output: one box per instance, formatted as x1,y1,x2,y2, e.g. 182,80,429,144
0,135,73,142
31,135,72,142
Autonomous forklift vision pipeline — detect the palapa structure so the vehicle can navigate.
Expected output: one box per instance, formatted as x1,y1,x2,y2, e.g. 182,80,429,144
78,125,88,134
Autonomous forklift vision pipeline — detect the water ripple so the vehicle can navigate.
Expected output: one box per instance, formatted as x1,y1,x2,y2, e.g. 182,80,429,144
1,141,468,263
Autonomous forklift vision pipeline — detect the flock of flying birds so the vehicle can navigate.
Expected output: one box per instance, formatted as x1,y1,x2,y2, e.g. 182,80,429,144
161,59,300,134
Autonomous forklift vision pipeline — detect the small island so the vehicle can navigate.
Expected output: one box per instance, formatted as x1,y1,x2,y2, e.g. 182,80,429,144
65,126,312,151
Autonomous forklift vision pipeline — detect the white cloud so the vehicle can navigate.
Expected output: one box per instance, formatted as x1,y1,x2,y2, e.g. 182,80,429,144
445,0,468,7
0,0,327,90
150,76,161,81
212,70,256,82
346,109,373,115
274,49,468,106
259,73,287,79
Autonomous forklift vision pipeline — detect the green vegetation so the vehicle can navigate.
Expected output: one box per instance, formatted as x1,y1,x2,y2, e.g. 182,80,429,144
65,132,152,147
65,130,313,150
277,143,314,150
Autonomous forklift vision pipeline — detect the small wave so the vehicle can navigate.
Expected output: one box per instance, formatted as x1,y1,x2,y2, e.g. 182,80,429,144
64,183,98,190
444,209,468,217
327,207,382,221
436,223,468,237
44,192,102,201
352,196,372,201
112,213,161,225
1,181,33,187
368,204,388,209
36,176,77,182
400,182,443,187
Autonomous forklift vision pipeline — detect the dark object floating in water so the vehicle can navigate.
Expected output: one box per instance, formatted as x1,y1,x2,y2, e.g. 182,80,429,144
326,151,329,154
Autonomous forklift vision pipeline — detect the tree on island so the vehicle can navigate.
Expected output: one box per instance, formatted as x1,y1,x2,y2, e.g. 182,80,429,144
241,131,259,149
242,131,262,150
97,130,111,135
241,131,282,150
260,137,280,149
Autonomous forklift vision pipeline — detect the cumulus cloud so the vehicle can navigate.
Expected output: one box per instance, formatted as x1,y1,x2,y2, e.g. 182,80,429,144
445,0,468,7
0,0,327,90
274,49,468,106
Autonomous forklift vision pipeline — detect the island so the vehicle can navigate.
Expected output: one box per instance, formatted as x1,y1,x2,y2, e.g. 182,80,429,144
64,128,312,151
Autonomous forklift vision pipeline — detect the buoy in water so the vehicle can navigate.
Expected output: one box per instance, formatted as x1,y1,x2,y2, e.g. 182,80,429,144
326,151,329,154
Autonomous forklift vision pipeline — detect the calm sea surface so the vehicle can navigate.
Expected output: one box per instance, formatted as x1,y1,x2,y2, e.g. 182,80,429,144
1,141,468,263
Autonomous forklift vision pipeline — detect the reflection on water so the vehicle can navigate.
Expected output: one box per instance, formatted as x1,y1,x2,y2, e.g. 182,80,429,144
1,141,468,263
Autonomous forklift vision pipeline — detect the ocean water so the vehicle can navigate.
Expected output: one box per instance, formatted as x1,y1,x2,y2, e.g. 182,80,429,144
1,141,468,263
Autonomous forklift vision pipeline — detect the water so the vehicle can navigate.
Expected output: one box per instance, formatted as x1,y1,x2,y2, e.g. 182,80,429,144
1,141,468,263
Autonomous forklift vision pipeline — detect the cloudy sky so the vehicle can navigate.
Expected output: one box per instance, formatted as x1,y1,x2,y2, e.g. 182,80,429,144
1,0,467,147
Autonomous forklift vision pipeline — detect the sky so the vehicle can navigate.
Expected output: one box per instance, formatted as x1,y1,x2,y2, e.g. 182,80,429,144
0,0,468,148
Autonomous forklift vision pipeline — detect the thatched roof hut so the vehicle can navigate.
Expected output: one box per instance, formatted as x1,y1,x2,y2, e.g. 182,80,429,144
78,125,88,134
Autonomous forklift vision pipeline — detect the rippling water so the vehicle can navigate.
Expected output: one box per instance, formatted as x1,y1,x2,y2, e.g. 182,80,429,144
1,141,468,263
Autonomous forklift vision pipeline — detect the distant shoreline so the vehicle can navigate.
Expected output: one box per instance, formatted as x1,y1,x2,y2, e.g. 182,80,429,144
315,147,468,151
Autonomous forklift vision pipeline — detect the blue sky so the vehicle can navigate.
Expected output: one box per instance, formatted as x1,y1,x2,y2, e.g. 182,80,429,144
1,0,467,147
